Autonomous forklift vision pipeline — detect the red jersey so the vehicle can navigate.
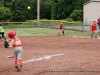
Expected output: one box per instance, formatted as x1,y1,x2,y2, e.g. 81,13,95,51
59,24,63,29
13,36,22,47
91,22,97,31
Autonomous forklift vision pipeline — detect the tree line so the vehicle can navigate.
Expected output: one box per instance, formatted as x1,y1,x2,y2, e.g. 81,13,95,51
0,0,89,22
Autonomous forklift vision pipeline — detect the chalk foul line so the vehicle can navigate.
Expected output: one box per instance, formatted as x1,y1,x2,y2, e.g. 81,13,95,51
23,53,63,64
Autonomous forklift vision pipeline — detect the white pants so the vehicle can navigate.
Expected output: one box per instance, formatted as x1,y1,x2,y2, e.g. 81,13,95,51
14,47,22,60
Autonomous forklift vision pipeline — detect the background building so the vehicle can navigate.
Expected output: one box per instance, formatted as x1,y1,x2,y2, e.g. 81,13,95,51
83,0,100,25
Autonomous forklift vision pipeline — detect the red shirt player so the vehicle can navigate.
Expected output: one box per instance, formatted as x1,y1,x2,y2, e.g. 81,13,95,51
91,21,97,38
58,23,65,36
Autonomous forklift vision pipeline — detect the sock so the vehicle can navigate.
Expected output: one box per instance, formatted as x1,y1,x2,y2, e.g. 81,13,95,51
18,59,22,65
14,60,18,67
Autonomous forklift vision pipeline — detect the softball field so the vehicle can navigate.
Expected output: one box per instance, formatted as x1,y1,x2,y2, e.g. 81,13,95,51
0,36,100,75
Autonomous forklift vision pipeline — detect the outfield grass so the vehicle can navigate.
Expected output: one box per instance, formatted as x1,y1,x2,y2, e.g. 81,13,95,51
4,28,91,37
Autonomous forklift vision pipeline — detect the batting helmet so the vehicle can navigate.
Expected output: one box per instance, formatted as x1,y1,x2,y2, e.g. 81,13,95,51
7,30,16,38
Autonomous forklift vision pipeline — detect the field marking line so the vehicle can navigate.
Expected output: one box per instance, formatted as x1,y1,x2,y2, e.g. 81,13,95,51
22,53,63,64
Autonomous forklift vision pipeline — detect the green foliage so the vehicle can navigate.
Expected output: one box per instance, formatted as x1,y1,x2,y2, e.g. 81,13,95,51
65,18,73,22
0,0,90,21
0,7,11,21
68,10,83,21
72,0,89,10
40,0,51,19
0,0,4,7
10,0,29,21
51,0,73,20
51,0,89,20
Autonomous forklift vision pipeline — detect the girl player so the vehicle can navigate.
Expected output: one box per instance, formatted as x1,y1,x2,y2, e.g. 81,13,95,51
7,30,23,72
58,23,65,36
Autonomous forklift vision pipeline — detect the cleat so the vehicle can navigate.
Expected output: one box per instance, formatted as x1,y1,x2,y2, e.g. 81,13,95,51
20,65,22,69
14,66,21,72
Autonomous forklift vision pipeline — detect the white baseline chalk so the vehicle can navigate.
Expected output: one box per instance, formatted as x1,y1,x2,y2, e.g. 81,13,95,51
23,53,63,64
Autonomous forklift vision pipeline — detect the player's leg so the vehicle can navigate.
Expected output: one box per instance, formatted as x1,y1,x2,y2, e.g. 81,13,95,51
0,32,2,39
1,32,5,39
58,29,60,36
18,47,23,69
95,30,98,38
62,29,65,36
91,31,93,38
14,48,21,72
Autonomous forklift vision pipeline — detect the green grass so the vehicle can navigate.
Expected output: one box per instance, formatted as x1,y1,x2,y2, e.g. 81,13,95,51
4,28,91,37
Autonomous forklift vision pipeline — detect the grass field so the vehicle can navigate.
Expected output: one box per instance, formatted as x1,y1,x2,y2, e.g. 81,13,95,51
4,28,91,37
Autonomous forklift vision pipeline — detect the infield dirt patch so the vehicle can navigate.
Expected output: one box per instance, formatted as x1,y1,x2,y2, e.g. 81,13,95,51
0,36,100,75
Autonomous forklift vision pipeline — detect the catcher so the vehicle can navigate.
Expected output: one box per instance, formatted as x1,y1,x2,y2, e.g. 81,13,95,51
4,30,23,72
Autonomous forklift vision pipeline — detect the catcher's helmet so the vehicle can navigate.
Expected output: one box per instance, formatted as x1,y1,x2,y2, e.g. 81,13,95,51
7,30,16,38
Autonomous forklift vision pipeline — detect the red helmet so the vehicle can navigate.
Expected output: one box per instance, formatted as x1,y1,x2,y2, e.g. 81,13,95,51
7,30,16,38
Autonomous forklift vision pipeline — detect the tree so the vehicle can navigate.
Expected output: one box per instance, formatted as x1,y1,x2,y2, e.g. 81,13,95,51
73,0,90,10
69,10,83,21
40,0,51,19
0,0,4,7
2,0,13,8
0,7,11,21
0,0,90,21
10,0,28,21
51,0,74,19
51,0,90,20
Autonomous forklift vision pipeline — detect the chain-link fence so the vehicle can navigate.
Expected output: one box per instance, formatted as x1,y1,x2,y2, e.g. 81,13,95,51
1,21,100,32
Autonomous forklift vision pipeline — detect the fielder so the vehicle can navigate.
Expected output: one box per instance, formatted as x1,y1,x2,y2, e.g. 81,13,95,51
58,23,65,36
5,30,23,72
90,21,98,38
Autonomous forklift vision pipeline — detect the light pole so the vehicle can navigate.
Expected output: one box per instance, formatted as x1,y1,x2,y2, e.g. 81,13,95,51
37,0,40,27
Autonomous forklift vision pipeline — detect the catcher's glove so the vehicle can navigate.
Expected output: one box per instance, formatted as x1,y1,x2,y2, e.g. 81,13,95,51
4,40,9,48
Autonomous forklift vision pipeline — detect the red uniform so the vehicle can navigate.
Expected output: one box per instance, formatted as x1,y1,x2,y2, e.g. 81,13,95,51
91,21,97,38
91,22,97,31
13,36,22,47
59,24,63,29
58,23,65,36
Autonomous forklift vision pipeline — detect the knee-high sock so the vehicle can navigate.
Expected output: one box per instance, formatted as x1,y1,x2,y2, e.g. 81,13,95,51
14,60,18,67
18,59,22,65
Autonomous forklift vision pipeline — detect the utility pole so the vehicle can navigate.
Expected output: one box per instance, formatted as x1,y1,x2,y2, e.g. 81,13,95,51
37,0,40,27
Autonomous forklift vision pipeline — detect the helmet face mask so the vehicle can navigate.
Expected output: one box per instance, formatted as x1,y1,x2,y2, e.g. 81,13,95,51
7,30,16,38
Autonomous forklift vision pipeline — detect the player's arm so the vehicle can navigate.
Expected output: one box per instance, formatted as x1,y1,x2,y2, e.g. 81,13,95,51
8,39,14,48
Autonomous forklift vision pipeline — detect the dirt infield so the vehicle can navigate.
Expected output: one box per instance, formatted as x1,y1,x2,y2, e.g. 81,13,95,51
0,36,100,75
